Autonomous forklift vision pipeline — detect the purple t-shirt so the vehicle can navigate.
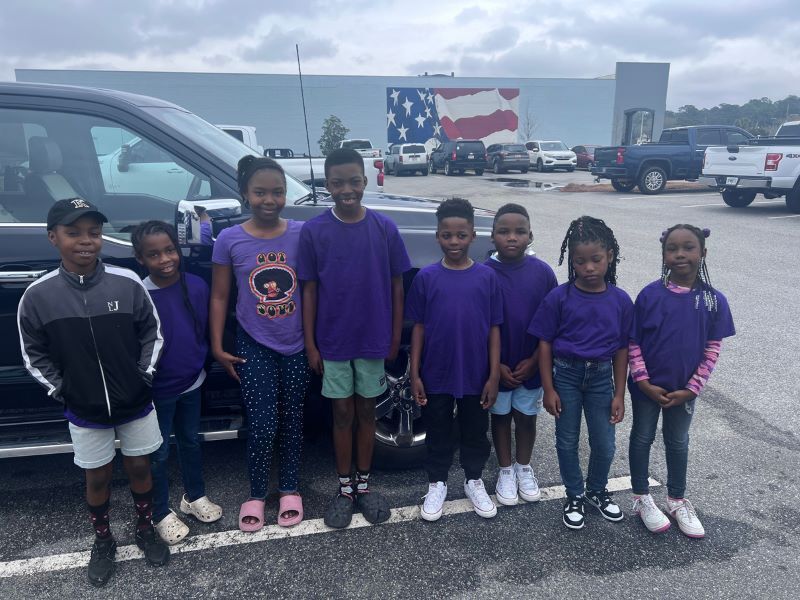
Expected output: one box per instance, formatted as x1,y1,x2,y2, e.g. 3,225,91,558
485,256,558,391
144,273,209,400
529,282,634,361
406,261,504,398
630,280,735,391
297,208,411,361
212,220,304,355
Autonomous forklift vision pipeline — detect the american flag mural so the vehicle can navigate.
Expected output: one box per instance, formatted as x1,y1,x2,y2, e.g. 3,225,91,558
386,87,519,149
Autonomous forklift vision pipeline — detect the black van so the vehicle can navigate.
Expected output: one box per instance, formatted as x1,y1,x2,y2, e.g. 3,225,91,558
429,140,487,176
0,82,496,465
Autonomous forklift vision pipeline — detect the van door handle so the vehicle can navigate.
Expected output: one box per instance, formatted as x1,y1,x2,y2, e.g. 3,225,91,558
0,270,48,283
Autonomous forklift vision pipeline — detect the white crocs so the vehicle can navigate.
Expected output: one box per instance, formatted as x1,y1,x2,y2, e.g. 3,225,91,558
155,510,189,545
180,494,223,523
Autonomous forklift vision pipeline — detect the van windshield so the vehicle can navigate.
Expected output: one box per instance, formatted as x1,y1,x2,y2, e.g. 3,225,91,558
342,140,372,150
504,144,526,152
541,142,568,151
403,145,425,153
140,107,311,202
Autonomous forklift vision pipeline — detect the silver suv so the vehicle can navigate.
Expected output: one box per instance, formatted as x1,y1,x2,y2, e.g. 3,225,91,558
385,143,428,176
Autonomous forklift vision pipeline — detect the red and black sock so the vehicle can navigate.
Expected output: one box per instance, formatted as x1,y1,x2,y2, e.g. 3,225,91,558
338,474,354,499
88,499,112,540
131,489,154,533
356,471,370,495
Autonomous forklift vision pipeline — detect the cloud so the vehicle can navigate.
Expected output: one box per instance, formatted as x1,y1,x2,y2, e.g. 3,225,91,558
240,27,337,62
472,26,520,53
454,6,488,23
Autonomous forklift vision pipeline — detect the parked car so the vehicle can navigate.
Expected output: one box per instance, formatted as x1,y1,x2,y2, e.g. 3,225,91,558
429,140,487,176
699,121,800,212
525,140,577,172
384,143,428,176
338,139,381,158
0,82,496,466
592,126,753,194
486,143,529,174
571,145,600,170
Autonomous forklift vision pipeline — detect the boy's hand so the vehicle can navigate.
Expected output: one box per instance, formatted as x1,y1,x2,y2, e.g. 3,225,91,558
610,394,625,424
306,346,324,376
543,389,561,418
660,389,696,409
499,364,521,389
480,378,499,410
212,349,245,383
411,377,427,406
511,357,538,383
386,337,401,363
637,380,669,405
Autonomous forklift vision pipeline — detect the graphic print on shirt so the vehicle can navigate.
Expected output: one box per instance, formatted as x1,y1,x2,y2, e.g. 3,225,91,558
248,251,298,319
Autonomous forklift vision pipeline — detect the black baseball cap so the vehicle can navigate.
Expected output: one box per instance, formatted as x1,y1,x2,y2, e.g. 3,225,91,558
46,198,108,230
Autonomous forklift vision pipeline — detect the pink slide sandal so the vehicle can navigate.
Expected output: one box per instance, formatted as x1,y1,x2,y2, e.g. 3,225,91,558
278,494,304,528
239,499,265,532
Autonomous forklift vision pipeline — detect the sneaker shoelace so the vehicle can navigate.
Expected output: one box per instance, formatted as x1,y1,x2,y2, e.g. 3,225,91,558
517,467,538,488
633,495,658,514
673,499,698,521
592,489,614,508
565,498,583,513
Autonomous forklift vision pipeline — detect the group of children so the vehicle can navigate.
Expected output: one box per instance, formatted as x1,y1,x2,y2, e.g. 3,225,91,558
16,148,734,587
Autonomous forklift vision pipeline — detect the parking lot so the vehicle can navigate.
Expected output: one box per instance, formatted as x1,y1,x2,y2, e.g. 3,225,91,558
2,169,799,599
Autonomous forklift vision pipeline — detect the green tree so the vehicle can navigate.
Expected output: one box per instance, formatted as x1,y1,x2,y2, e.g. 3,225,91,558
665,94,800,136
318,115,350,156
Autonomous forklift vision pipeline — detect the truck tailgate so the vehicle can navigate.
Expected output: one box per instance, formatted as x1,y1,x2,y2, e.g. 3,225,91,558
703,146,766,176
592,147,619,166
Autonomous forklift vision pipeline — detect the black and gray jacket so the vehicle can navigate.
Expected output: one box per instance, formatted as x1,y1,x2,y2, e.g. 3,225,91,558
17,260,163,426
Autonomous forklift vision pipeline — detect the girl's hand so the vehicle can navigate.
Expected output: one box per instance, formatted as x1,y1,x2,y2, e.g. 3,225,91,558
610,394,625,424
637,380,669,405
213,349,245,383
499,364,521,389
481,378,499,410
306,346,324,376
543,389,561,418
661,389,696,408
511,357,538,382
411,377,427,406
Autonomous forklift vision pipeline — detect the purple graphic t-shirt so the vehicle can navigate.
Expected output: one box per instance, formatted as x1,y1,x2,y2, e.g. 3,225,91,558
297,208,411,361
212,220,304,355
405,261,504,398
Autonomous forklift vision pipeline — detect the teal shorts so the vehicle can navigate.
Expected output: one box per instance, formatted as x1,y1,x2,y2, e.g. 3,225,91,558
489,386,544,416
322,358,387,399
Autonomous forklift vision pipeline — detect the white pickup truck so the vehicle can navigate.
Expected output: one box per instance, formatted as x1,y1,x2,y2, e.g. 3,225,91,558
700,121,800,211
339,139,381,158
218,125,383,192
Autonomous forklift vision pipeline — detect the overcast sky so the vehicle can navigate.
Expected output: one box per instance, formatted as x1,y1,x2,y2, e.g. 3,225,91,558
1,0,796,110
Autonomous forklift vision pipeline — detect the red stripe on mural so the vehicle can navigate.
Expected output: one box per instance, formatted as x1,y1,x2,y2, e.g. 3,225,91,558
440,110,519,140
434,87,520,100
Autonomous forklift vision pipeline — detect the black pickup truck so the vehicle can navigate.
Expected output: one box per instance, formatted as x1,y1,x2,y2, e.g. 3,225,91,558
591,126,753,194
0,82,495,465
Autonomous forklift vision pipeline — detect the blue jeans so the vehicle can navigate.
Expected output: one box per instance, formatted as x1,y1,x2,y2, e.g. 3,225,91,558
150,387,205,522
553,357,616,498
628,384,695,498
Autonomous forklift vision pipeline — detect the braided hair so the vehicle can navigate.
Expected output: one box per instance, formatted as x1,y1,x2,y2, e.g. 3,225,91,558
660,224,718,311
237,155,286,206
558,215,621,285
131,220,205,342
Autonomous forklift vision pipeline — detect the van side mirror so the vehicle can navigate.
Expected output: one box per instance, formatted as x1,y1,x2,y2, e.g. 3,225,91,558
117,144,131,172
176,198,242,246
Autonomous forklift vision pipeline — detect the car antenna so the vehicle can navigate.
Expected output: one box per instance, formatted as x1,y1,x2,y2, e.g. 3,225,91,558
296,44,317,205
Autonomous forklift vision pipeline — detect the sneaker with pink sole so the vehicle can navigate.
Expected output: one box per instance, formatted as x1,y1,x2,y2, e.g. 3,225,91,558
632,494,670,533
666,497,705,538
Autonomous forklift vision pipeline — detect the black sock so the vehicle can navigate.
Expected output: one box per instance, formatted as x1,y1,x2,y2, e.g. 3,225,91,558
356,471,370,495
88,499,112,540
338,474,354,498
131,489,154,533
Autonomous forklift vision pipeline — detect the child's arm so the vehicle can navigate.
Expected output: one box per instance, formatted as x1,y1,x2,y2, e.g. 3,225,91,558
511,346,539,385
538,340,561,418
132,281,163,385
209,263,245,382
388,275,403,362
302,281,323,375
629,341,669,405
17,297,64,402
662,340,722,407
610,346,627,424
409,323,426,406
481,325,501,409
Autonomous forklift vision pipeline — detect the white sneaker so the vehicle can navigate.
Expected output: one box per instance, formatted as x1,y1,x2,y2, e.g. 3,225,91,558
464,479,497,518
666,497,705,538
514,463,541,502
420,482,447,522
632,494,670,533
495,467,518,506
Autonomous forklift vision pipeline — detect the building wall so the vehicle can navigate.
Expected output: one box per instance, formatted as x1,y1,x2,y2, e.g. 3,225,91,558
15,65,668,154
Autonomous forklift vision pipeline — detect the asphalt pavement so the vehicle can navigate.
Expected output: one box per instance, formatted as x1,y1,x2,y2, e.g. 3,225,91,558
2,170,798,599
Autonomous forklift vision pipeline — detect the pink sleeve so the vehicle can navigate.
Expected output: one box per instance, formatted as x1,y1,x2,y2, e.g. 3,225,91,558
628,341,649,382
686,340,722,396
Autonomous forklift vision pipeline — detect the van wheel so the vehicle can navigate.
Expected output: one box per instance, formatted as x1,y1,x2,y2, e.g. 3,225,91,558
493,160,503,174
611,179,637,192
786,187,800,212
475,169,484,176
722,189,756,208
429,160,436,174
444,161,453,176
421,169,428,176
638,166,667,194
521,167,529,174
536,159,544,172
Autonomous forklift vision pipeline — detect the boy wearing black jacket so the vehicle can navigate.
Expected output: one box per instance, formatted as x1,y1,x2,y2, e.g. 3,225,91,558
17,198,169,586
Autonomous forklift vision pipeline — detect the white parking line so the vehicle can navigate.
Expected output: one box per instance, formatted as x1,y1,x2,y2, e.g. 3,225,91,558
0,475,659,578
680,200,786,208
617,193,718,201
768,214,800,219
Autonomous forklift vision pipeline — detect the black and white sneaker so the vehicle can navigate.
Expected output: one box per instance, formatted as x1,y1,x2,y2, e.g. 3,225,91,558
585,489,624,522
563,496,585,530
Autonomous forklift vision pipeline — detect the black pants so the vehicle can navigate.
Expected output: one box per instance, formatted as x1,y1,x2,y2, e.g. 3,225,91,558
423,394,491,482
